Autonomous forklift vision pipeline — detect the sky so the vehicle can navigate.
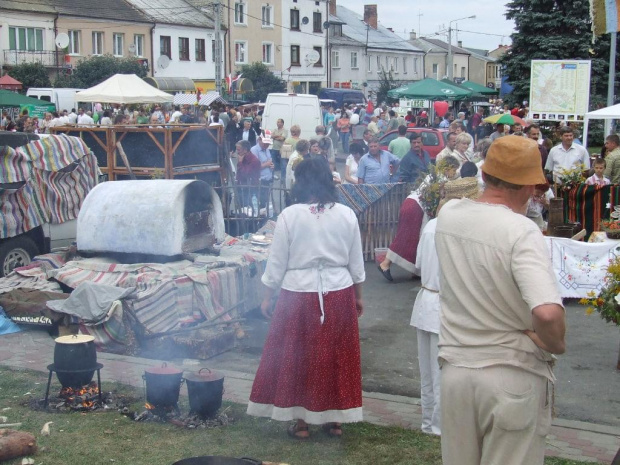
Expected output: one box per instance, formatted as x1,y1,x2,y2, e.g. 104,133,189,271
335,0,515,51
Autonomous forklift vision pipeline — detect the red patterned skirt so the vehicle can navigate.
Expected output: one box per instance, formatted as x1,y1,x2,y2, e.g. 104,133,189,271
386,198,425,273
246,287,363,424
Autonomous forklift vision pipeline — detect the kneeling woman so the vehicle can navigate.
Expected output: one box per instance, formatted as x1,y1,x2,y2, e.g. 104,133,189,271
247,158,365,439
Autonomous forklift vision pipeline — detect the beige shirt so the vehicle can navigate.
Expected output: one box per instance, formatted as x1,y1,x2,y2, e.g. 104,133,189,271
604,147,620,184
435,198,564,381
435,147,455,164
271,127,288,151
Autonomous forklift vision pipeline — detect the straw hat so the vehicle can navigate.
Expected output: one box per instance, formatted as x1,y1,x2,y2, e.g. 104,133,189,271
437,177,481,212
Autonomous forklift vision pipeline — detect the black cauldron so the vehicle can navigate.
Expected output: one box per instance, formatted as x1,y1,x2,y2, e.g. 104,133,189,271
172,457,261,465
185,368,224,418
143,362,184,407
54,334,97,387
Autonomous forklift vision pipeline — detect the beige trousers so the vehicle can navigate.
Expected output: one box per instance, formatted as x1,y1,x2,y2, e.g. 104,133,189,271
441,363,551,465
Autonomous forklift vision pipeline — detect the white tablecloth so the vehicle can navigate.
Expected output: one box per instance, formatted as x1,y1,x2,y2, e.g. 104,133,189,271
545,236,620,298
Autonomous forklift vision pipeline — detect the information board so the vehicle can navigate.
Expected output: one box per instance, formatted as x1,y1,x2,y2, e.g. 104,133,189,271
529,60,591,122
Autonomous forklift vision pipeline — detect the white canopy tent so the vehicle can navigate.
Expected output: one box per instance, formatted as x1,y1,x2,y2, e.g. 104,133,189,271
583,103,620,149
75,74,173,104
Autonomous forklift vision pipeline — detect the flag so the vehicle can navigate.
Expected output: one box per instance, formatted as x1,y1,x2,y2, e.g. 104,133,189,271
590,0,620,35
225,74,232,90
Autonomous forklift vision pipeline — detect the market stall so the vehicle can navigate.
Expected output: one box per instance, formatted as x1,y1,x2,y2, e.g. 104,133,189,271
0,89,56,120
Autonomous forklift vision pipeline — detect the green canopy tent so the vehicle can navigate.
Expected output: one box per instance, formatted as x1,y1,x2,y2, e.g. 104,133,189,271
461,80,499,96
440,79,485,99
0,89,56,120
387,78,473,101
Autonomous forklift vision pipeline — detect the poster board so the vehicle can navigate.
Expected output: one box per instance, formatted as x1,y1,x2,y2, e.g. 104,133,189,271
529,60,591,122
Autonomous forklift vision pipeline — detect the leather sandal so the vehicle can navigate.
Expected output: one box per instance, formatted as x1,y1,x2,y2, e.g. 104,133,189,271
287,422,310,440
321,422,343,437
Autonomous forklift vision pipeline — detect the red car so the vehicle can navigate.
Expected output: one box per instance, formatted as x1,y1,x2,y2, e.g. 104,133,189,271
379,128,448,161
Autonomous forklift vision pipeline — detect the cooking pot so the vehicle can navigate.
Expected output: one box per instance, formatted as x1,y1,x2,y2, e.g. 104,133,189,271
185,368,224,417
172,457,261,465
54,334,97,387
143,362,184,407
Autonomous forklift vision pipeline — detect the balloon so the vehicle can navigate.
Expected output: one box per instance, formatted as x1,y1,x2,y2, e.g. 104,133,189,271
434,101,449,117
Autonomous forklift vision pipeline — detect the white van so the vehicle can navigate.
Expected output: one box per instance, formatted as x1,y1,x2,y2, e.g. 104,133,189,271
26,88,85,113
261,93,322,141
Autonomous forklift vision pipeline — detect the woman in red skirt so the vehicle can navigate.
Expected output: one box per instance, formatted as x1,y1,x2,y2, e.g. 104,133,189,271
247,158,365,439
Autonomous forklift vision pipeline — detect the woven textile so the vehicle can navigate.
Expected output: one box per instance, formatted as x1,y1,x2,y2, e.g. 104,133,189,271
560,184,620,239
0,134,99,239
337,183,400,215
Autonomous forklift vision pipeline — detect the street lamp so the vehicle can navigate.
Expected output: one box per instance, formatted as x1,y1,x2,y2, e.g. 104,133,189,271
447,15,475,81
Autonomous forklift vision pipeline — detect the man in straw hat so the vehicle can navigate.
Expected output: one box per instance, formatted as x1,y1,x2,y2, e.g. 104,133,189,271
411,173,480,437
435,135,566,465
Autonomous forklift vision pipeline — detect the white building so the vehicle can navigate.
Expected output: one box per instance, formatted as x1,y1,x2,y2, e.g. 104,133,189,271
126,0,221,91
327,3,424,99
279,0,328,94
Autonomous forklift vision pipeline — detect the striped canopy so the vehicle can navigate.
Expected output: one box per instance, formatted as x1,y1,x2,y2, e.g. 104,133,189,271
173,91,228,106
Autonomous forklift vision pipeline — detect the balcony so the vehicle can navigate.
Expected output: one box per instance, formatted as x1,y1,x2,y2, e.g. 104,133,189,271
3,50,66,67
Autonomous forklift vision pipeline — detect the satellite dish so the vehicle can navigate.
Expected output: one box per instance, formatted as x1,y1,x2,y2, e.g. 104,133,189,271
157,55,170,70
128,43,136,54
302,16,309,25
306,50,320,65
55,33,70,49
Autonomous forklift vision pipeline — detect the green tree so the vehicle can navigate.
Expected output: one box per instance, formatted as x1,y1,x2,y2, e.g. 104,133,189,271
238,62,285,102
500,0,619,106
375,69,398,105
7,62,51,90
59,54,148,88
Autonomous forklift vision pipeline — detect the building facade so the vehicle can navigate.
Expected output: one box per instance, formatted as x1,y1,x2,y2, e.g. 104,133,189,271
328,3,424,99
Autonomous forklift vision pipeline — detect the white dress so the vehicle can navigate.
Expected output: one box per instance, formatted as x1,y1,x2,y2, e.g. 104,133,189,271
344,154,359,184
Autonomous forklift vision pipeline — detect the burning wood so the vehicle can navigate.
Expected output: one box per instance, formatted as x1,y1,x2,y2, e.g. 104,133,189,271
126,406,234,429
29,384,133,413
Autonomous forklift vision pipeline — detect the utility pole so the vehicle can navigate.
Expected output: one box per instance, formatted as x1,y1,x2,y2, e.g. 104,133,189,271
214,0,222,93
447,15,475,81
417,11,423,37
606,31,617,136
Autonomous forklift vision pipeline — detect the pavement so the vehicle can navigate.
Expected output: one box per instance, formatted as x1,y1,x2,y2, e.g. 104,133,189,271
0,329,618,464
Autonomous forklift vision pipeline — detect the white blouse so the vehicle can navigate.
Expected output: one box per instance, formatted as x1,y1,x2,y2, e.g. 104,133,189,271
262,202,366,322
410,218,441,334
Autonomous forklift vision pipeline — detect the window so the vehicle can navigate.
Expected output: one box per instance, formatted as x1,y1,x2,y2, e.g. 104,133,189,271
385,56,390,70
329,24,342,37
402,57,407,74
394,56,398,73
179,37,189,61
160,36,171,59
212,40,216,62
290,9,300,30
331,50,340,68
351,52,358,69
290,45,300,66
8,27,43,51
313,12,322,33
313,46,322,66
92,32,103,55
461,66,466,78
113,33,124,56
235,2,246,24
262,42,273,65
69,30,80,55
235,41,247,64
367,55,372,73
262,5,272,27
432,63,438,79
376,55,381,70
134,34,144,57
414,57,418,74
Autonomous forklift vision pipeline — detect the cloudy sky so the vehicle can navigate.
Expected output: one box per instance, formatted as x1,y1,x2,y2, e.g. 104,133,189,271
335,0,515,51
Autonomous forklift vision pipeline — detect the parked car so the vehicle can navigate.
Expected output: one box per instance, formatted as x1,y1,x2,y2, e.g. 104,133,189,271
379,127,448,161
0,131,96,277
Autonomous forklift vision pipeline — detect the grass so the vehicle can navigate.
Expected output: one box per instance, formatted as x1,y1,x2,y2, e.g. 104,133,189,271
0,367,601,465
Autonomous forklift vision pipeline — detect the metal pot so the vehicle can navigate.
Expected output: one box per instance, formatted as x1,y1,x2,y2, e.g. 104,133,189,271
172,457,261,465
185,368,224,418
143,362,184,407
54,334,97,387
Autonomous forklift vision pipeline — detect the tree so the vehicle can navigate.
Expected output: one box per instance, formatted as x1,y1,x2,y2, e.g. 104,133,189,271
375,69,399,106
237,62,285,102
500,0,619,107
54,54,148,88
6,62,51,90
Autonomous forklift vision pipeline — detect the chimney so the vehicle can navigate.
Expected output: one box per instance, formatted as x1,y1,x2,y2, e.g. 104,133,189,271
364,4,378,29
328,0,336,17
409,30,417,40
457,40,463,48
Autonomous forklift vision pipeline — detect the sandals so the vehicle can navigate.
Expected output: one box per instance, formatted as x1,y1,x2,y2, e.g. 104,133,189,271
322,422,343,437
287,422,310,440
378,265,393,282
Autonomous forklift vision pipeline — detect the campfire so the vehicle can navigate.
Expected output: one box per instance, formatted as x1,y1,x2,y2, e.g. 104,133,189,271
125,404,234,429
59,383,100,409
30,383,132,413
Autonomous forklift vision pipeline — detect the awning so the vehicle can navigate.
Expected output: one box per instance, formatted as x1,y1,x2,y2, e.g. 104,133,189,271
193,80,216,91
143,77,197,93
173,91,228,106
